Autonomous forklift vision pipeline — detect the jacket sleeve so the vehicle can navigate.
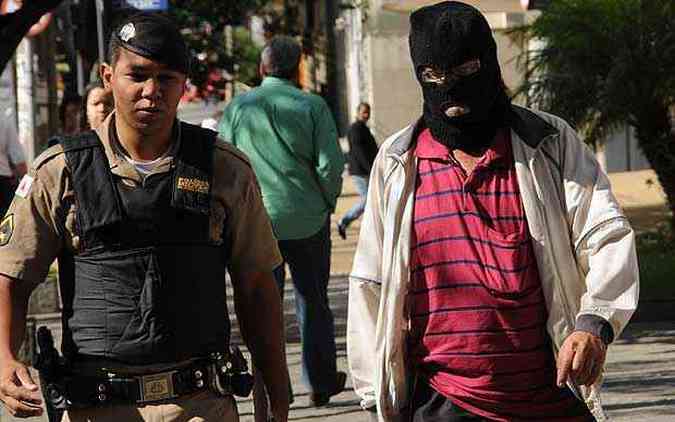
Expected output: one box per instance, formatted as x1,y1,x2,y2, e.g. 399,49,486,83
347,147,386,409
559,121,639,341
312,98,344,212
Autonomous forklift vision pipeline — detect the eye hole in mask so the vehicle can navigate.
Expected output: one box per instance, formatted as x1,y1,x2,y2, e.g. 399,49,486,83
419,58,481,85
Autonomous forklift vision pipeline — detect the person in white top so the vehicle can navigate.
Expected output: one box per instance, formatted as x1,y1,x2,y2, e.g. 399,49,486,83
0,107,26,217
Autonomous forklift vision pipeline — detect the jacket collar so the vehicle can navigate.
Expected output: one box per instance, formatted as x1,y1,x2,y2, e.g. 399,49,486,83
387,105,559,158
261,76,295,87
508,105,559,148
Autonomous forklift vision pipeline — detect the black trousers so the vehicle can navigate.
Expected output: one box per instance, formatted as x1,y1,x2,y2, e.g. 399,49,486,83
272,219,338,393
409,378,596,422
409,379,486,422
0,176,16,218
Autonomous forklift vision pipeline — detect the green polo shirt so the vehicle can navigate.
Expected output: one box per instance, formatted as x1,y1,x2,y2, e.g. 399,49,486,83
218,77,344,240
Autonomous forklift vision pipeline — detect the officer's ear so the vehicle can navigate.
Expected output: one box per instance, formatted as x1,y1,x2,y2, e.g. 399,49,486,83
101,62,114,90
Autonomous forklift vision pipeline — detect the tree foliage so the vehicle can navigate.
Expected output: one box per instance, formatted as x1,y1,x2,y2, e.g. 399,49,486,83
511,0,675,226
168,0,269,88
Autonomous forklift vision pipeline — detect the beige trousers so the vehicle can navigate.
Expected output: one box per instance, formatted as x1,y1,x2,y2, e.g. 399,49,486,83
61,391,238,422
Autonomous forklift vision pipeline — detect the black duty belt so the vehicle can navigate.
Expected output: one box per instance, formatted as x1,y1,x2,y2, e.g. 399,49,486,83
53,351,258,409
37,333,254,411
63,359,218,406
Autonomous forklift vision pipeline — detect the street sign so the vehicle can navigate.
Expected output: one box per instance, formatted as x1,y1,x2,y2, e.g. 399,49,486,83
113,0,168,11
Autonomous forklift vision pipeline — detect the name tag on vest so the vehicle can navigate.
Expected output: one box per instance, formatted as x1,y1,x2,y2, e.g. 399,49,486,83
177,177,210,194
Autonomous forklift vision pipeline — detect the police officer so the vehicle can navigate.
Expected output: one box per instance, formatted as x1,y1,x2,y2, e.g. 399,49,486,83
0,13,290,422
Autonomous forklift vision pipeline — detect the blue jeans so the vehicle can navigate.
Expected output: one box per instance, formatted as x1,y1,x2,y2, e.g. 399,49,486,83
339,175,369,228
273,219,338,393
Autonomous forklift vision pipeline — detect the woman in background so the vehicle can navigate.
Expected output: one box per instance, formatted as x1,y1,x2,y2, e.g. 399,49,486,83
81,80,114,130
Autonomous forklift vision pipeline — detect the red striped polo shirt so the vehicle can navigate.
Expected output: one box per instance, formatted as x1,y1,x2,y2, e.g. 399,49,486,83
409,128,591,421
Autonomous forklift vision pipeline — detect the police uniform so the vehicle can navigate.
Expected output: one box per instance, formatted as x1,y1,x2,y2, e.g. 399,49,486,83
0,111,282,420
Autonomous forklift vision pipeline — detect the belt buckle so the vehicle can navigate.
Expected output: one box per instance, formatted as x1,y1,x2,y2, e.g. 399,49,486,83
138,371,177,403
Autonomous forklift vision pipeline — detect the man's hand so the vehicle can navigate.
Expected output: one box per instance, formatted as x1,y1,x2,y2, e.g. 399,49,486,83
556,331,607,387
0,359,43,418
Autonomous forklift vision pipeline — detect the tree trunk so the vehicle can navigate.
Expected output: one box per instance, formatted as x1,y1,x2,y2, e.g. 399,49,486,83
634,103,675,232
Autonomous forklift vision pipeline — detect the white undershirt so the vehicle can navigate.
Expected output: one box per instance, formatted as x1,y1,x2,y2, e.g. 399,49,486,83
123,151,169,176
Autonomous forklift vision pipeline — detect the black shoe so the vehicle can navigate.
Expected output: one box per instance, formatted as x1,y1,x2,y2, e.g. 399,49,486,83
309,371,347,407
337,222,347,240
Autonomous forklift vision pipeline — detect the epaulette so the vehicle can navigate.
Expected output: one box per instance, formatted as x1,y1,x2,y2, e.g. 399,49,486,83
214,138,253,169
32,143,65,171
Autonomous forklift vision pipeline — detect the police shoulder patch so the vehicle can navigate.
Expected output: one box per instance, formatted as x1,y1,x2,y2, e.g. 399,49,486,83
0,214,13,246
15,175,34,199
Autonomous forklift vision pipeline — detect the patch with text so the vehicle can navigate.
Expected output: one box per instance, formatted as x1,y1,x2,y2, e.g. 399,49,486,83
177,177,209,194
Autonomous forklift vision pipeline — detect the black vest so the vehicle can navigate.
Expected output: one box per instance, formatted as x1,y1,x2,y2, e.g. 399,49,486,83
57,123,230,365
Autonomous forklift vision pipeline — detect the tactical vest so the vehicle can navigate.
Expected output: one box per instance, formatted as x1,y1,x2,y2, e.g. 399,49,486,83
57,123,230,365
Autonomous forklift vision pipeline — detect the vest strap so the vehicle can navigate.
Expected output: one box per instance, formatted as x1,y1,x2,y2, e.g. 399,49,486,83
60,132,124,233
172,123,216,215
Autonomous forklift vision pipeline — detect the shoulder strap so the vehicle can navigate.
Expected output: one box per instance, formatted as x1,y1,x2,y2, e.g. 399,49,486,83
172,122,217,215
60,131,123,233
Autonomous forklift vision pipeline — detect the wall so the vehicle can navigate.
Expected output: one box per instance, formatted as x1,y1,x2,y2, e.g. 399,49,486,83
597,125,651,173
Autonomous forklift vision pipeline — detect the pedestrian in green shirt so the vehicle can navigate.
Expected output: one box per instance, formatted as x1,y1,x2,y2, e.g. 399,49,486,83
218,35,346,407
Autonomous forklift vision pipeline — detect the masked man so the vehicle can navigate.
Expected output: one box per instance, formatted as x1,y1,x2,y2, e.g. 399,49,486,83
347,2,639,421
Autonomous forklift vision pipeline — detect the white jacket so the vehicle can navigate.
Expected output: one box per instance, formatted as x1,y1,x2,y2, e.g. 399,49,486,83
347,106,639,422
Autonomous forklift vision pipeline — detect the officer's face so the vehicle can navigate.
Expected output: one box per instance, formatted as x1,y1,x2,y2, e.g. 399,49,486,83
102,48,186,134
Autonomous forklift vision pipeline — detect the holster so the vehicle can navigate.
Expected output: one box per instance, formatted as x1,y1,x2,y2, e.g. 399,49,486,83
209,346,254,398
33,327,69,421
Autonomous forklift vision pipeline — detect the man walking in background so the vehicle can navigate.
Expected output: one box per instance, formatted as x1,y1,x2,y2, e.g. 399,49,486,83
219,35,347,407
337,102,378,240
0,107,26,218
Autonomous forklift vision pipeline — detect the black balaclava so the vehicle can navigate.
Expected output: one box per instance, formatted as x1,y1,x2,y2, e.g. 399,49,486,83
409,1,511,151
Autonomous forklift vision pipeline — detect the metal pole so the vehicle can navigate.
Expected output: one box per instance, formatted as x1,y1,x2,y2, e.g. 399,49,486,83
15,38,36,162
95,0,106,65
72,0,85,94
